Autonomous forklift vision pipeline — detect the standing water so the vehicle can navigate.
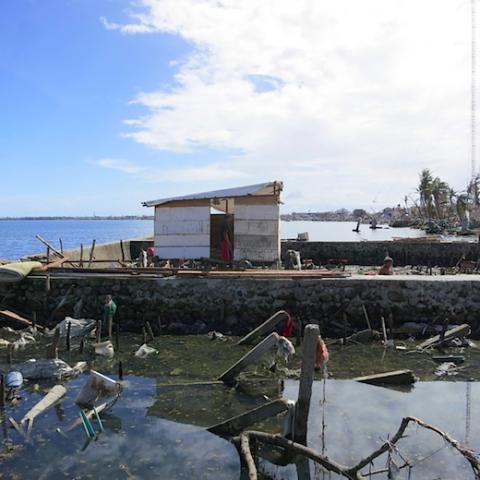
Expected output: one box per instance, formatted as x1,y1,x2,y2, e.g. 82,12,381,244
1,334,479,479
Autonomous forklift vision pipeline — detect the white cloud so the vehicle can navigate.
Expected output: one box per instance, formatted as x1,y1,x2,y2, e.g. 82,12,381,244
103,0,474,211
95,158,245,184
97,158,143,174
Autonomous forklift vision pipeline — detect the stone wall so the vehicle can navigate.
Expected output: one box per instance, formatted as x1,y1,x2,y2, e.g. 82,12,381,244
1,274,480,337
281,240,480,267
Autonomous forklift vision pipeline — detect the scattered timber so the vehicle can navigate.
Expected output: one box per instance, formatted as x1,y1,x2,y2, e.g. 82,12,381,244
354,370,416,386
207,399,288,436
237,311,289,345
417,324,471,350
177,270,349,279
218,333,279,384
432,355,465,364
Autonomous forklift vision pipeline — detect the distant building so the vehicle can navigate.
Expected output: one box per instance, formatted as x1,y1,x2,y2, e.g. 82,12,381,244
142,181,283,263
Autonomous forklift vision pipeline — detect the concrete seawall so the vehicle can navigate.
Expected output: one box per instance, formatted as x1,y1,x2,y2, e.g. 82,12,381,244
2,274,479,337
281,240,480,267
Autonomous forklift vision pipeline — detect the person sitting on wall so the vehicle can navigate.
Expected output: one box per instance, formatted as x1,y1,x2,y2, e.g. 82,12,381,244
378,256,394,275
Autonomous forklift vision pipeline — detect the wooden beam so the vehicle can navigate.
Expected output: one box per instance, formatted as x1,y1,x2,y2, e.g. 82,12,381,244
218,332,279,383
417,324,471,350
0,308,44,331
238,311,289,345
207,399,288,436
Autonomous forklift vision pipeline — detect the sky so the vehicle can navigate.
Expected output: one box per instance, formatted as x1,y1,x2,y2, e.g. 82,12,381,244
0,0,476,216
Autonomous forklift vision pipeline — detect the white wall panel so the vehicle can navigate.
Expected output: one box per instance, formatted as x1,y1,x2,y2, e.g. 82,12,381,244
156,246,210,259
235,220,279,236
156,221,210,235
234,202,280,262
154,205,210,259
234,204,279,220
155,234,210,247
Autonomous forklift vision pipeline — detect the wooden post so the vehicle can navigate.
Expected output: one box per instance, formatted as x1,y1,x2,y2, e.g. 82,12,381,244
0,374,5,408
115,320,120,351
47,328,60,359
361,304,372,332
66,321,71,351
87,240,96,268
439,317,450,347
79,337,85,354
381,316,388,344
107,315,113,340
145,321,154,341
293,324,319,444
156,316,162,335
59,238,63,255
96,320,102,343
118,361,123,381
7,344,12,364
218,333,279,384
45,274,51,293
142,327,147,345
46,245,50,263
120,240,125,263
80,243,84,268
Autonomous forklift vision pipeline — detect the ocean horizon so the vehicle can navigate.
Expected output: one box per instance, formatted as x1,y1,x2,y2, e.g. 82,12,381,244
0,218,425,260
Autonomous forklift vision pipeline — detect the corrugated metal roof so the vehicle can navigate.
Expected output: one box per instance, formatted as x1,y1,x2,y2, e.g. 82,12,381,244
142,181,282,207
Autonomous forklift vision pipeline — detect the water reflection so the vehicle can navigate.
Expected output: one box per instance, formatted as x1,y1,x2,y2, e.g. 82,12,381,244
258,379,479,479
1,335,479,479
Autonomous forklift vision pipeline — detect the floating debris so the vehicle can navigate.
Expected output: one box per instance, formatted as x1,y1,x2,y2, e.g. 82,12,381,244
95,341,114,358
134,343,158,358
14,359,86,380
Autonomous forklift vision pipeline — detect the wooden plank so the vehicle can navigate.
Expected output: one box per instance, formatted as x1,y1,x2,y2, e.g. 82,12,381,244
238,311,289,345
417,324,471,350
0,309,42,330
207,399,288,436
218,332,279,383
354,370,416,385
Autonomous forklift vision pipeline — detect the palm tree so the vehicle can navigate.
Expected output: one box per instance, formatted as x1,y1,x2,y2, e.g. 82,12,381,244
431,177,450,219
417,169,434,219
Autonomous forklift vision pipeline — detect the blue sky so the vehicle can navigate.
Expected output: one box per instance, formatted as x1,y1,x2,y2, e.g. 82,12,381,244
0,0,193,215
0,1,474,216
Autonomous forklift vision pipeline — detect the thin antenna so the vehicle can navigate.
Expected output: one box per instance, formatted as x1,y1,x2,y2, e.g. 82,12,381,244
472,0,477,179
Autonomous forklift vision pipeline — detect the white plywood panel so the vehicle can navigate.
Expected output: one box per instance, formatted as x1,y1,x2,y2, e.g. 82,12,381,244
155,206,211,221
155,220,210,235
155,246,210,259
155,234,210,247
234,234,279,262
234,247,279,262
234,204,279,220
235,219,279,236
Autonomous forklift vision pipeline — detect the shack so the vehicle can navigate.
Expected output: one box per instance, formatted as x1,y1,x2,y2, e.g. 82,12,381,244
142,181,283,263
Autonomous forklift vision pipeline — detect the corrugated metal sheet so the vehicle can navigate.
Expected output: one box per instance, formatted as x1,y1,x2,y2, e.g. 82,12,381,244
143,181,282,207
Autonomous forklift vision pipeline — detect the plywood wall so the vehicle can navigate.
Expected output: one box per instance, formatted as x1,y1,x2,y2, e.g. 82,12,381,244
233,199,280,262
154,205,210,259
